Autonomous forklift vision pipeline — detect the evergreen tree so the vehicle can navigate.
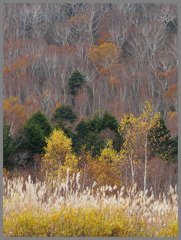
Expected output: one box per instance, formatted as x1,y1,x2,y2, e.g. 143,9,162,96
52,104,77,140
52,105,77,124
148,116,173,160
3,123,17,168
101,111,119,132
72,111,123,156
68,69,85,95
87,113,102,133
24,111,52,155
166,19,178,33
84,131,104,157
167,135,178,163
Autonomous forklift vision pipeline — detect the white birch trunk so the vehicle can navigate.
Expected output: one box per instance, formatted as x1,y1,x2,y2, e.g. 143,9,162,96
144,134,148,206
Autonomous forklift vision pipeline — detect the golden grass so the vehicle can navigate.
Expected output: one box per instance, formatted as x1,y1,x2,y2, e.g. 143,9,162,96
3,172,178,237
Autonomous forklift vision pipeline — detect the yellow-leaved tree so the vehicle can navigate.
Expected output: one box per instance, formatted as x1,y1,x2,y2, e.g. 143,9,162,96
87,139,123,188
98,139,117,164
88,42,122,70
119,101,160,201
41,129,78,181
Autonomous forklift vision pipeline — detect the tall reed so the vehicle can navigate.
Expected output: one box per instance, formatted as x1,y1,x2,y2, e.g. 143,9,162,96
3,171,178,237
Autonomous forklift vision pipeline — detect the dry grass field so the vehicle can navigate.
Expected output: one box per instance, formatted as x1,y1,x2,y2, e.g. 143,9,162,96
3,171,178,237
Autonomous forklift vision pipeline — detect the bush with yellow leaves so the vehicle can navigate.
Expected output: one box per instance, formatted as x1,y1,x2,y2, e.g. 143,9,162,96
41,129,78,181
86,140,123,188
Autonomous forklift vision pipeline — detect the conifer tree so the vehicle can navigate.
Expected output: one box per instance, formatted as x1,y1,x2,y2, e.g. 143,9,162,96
3,123,16,168
68,69,85,95
24,111,52,155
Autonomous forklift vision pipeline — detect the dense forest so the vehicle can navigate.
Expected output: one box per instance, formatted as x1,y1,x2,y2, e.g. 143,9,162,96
3,3,178,237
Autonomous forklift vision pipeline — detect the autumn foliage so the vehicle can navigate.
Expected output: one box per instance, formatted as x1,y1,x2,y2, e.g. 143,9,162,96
3,3,178,237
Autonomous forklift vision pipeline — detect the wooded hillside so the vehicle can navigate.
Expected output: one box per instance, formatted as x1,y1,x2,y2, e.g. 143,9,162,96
3,2,178,192
3,3,178,237
3,3,177,124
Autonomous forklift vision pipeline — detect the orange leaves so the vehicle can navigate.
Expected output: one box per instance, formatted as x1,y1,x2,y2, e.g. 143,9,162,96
60,44,77,57
25,90,51,117
43,89,49,98
99,67,111,76
129,24,136,32
3,96,27,134
3,38,23,53
3,168,10,178
68,14,88,25
12,56,28,67
109,77,119,87
98,31,111,45
168,68,177,76
3,67,11,74
53,102,62,113
44,44,59,57
157,68,177,80
165,83,178,104
157,72,168,79
166,111,178,138
24,93,40,117
28,55,37,61
167,110,177,120
55,102,62,109
7,56,29,78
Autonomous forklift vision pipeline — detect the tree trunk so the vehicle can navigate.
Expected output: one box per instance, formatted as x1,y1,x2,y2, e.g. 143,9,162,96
144,134,148,206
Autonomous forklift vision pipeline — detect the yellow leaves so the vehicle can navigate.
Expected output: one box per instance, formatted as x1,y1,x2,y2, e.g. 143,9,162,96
87,160,121,188
88,42,122,69
3,203,178,237
142,100,152,114
44,129,72,162
119,101,157,166
99,140,117,164
59,153,79,178
42,129,78,180
155,221,178,237
120,113,137,134
4,95,20,106
85,140,123,188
